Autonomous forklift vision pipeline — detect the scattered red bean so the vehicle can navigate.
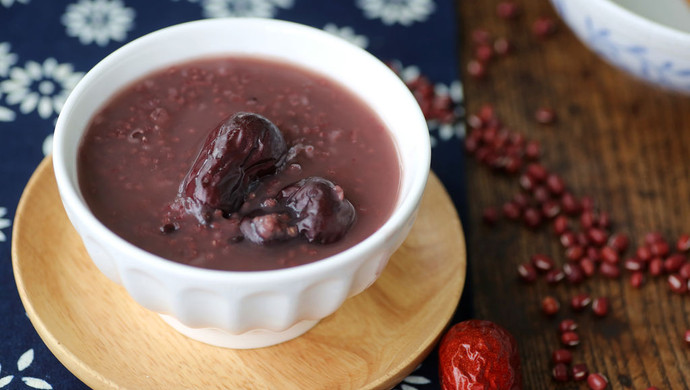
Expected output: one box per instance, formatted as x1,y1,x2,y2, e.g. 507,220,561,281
518,262,537,283
552,363,569,382
571,363,588,381
561,192,581,215
676,234,690,252
589,228,611,247
563,263,584,284
623,258,645,272
553,215,569,235
542,296,560,316
532,17,557,38
599,262,620,279
592,297,609,317
565,246,584,262
600,246,619,264
667,274,688,294
524,140,540,160
679,262,690,279
545,268,565,284
531,254,554,272
560,231,577,248
526,163,548,182
587,373,609,390
493,37,512,56
636,246,652,262
570,293,592,311
552,349,572,364
475,45,494,63
467,59,487,79
545,173,565,195
482,207,499,225
684,329,690,346
608,233,629,253
630,271,645,288
534,107,556,124
645,232,664,245
496,1,520,19
649,257,664,276
664,253,686,273
558,319,578,333
561,331,580,347
580,258,596,277
650,241,670,257
503,201,522,220
523,207,543,229
471,28,492,45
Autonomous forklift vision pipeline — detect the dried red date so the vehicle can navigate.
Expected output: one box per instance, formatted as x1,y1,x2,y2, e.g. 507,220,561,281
439,320,522,390
176,112,287,222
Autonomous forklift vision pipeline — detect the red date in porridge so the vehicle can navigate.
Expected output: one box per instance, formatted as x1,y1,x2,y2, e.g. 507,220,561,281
78,56,401,271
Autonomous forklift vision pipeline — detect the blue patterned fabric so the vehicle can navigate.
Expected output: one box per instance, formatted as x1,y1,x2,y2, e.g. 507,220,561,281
0,1,467,388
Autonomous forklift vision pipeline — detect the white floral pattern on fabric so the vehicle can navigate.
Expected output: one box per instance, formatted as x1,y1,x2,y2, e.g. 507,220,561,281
62,0,135,47
357,0,435,26
201,0,293,18
392,365,432,390
0,43,18,78
1,58,84,119
0,0,30,8
0,207,10,242
323,24,369,49
0,349,53,389
42,134,53,156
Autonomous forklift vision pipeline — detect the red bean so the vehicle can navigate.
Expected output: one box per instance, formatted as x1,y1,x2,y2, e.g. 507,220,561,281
676,233,690,252
684,329,690,346
482,207,499,225
650,241,670,257
532,186,550,204
560,231,577,248
580,258,596,277
623,258,645,272
546,173,565,195
531,254,555,272
580,196,595,211
566,246,584,262
586,246,601,262
535,107,557,124
592,297,609,317
564,263,585,284
546,268,565,284
558,318,578,333
475,45,494,63
542,296,560,316
597,212,611,229
471,28,492,45
679,262,690,279
553,215,569,235
664,253,686,273
608,233,629,253
512,192,530,209
496,1,520,19
493,37,512,56
649,257,664,276
552,349,572,364
502,201,521,220
467,59,487,79
541,200,561,219
571,363,588,381
552,363,569,382
561,331,580,347
599,262,620,279
518,262,537,283
636,246,652,262
523,207,543,229
526,163,548,182
587,228,609,247
519,173,536,191
580,211,596,229
587,373,609,389
600,246,619,264
570,293,592,311
667,274,688,294
532,17,557,38
630,272,645,288
561,192,581,216
645,231,664,245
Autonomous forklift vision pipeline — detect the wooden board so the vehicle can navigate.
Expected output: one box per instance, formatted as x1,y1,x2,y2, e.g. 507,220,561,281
459,0,690,387
12,157,466,390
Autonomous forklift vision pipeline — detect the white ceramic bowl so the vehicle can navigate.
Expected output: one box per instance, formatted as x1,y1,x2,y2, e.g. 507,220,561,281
53,18,430,349
551,0,690,94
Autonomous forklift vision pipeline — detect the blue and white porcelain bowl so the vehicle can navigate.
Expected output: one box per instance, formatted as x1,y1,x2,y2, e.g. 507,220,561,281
551,0,690,94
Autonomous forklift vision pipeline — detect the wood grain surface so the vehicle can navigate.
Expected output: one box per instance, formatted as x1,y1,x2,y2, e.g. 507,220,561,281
458,0,690,388
12,158,466,390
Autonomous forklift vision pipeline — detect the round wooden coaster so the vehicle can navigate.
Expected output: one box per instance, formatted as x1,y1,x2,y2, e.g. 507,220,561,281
12,157,466,390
